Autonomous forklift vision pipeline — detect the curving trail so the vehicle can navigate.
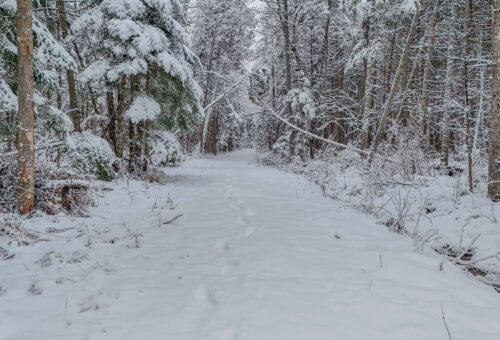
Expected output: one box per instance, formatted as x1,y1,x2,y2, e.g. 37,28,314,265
2,150,500,340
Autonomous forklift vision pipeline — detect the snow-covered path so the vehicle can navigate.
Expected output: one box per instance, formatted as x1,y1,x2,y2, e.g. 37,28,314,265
2,150,500,340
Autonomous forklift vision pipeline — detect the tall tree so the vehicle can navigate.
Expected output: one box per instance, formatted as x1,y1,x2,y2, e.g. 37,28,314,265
73,0,202,171
440,45,455,167
16,0,35,214
490,0,500,200
56,0,81,132
368,3,420,164
420,0,439,147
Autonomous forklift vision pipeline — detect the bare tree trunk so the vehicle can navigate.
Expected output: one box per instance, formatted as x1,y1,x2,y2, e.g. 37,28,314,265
368,4,420,164
142,121,151,172
489,0,500,200
473,62,486,151
360,65,373,150
136,120,145,167
56,0,81,132
393,46,423,141
115,78,126,158
128,77,141,170
441,46,454,167
16,0,36,214
205,115,219,155
420,0,439,146
359,14,371,150
332,68,346,144
128,120,136,172
280,0,293,114
106,91,116,144
463,0,474,192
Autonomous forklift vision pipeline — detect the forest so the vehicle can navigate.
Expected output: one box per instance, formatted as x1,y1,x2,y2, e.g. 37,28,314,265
1,0,500,339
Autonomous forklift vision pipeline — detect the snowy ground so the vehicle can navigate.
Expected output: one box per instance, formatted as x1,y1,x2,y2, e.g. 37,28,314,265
2,150,500,340
260,150,500,286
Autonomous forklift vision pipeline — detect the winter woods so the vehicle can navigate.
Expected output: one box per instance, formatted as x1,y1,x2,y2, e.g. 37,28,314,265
1,0,500,215
2,3,500,337
1,0,200,214
247,0,500,200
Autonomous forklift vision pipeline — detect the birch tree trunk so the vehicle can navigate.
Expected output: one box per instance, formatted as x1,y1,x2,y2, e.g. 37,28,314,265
489,0,500,200
16,0,36,214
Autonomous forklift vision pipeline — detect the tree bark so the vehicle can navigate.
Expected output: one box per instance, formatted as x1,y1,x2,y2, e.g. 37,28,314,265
489,0,500,200
56,0,81,132
441,46,454,167
106,91,116,144
280,0,293,114
115,78,126,158
463,0,474,192
16,0,36,214
128,120,136,172
420,0,439,146
359,14,371,150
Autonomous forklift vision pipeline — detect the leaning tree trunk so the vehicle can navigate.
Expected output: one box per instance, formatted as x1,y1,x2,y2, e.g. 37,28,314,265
489,0,500,200
56,0,81,132
368,4,420,165
16,0,36,214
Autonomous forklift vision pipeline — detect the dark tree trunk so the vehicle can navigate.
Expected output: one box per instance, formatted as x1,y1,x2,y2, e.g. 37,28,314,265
489,0,500,200
56,0,81,132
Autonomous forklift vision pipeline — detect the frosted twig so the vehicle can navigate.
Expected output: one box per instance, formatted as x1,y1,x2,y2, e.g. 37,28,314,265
163,214,184,225
453,233,481,265
463,252,500,266
441,304,453,340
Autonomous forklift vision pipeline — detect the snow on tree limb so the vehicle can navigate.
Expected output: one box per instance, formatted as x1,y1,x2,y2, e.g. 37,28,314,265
125,96,161,124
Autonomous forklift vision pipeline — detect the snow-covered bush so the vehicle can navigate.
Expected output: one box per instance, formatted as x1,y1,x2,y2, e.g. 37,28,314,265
66,132,118,181
218,104,246,153
272,80,316,161
272,131,294,161
36,97,74,143
0,150,95,215
125,96,161,124
150,131,185,167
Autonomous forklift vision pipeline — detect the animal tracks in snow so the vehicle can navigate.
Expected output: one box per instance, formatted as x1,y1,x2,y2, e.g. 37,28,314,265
236,217,248,226
214,239,230,252
208,329,240,340
242,226,257,238
193,286,219,307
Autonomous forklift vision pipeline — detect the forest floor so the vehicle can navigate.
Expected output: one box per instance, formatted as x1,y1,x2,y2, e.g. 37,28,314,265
2,150,500,340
